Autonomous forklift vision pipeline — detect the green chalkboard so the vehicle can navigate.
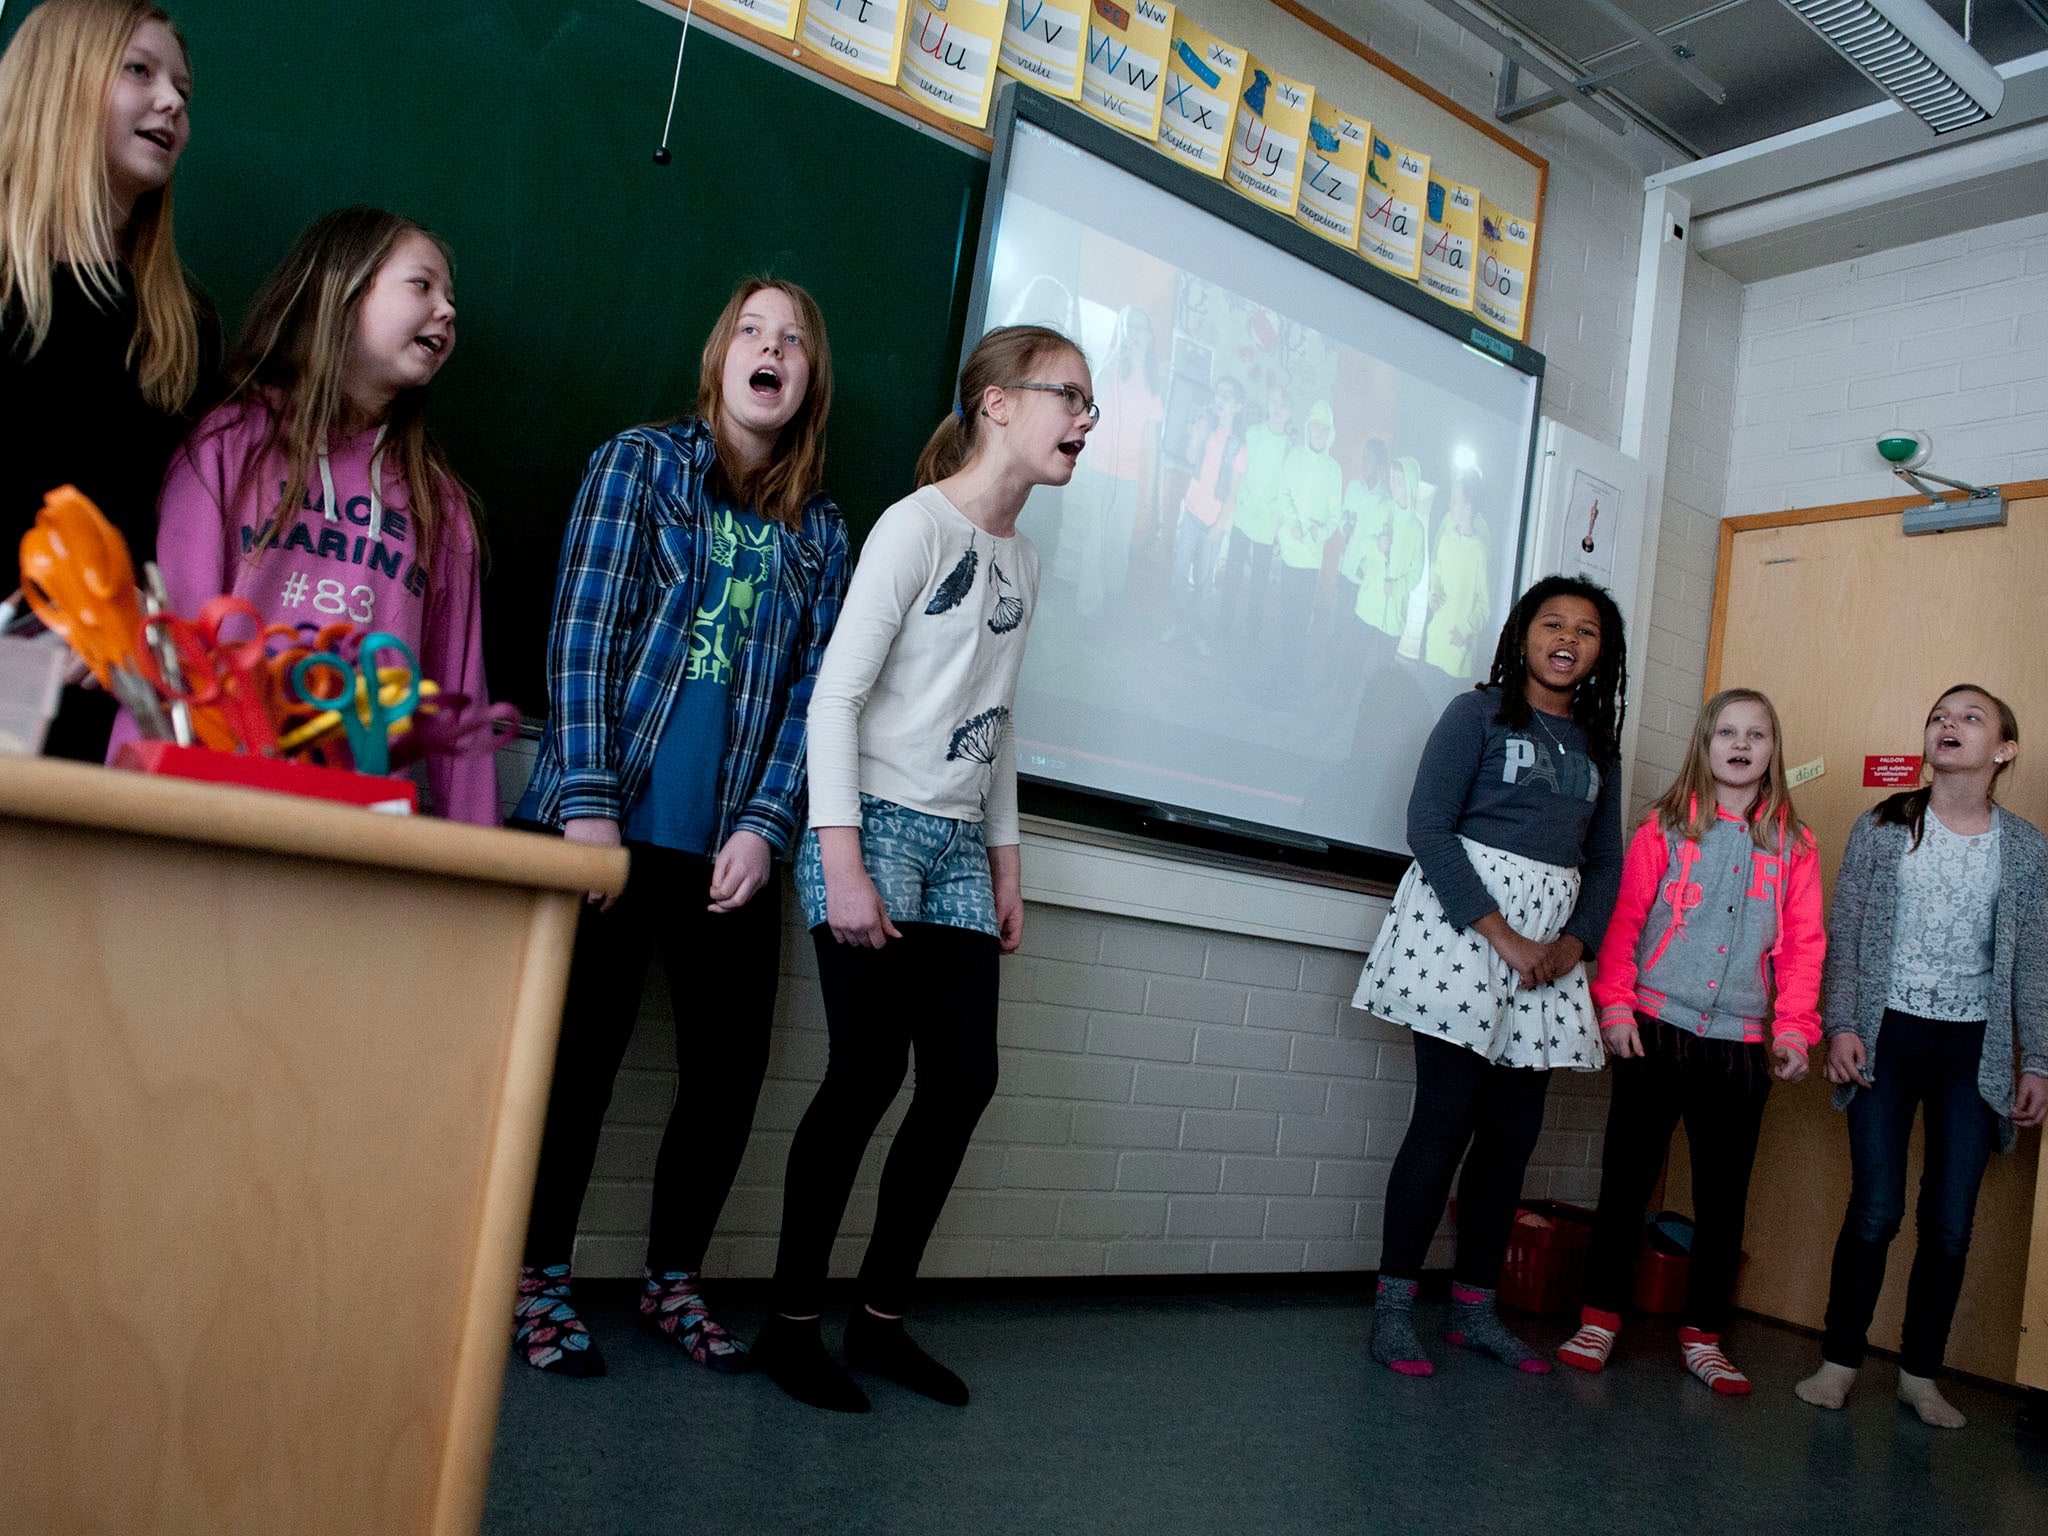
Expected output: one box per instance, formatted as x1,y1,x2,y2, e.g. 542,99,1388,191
2,0,987,712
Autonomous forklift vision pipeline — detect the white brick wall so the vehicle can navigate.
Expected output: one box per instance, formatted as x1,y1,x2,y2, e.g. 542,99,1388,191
570,896,1610,1279
1727,210,2048,517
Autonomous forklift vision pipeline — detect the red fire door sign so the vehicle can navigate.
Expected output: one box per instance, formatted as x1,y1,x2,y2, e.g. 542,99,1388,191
1864,755,1923,788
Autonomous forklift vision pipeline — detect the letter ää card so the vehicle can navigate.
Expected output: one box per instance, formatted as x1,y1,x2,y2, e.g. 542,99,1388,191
1294,103,1368,251
705,0,803,39
1156,13,1244,178
1360,135,1429,280
1000,0,1088,99
801,0,914,83
900,0,1007,125
1224,57,1313,217
1079,0,1173,138
1419,178,1478,311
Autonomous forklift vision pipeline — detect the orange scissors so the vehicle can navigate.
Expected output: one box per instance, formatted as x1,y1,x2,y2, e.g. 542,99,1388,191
19,486,141,687
18,486,171,738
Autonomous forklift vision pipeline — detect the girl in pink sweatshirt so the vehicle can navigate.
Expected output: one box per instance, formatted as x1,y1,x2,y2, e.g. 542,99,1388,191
1559,687,1824,1390
146,206,494,824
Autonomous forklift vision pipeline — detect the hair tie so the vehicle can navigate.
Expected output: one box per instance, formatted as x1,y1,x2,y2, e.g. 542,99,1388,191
954,403,967,421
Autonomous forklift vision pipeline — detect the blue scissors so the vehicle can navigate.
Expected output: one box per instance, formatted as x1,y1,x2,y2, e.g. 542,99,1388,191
288,630,420,777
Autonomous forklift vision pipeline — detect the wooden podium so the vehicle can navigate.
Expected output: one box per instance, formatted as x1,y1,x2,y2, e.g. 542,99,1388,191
0,758,627,1534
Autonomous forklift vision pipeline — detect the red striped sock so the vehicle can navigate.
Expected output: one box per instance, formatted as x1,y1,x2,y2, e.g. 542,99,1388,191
1557,1306,1621,1372
1679,1327,1751,1395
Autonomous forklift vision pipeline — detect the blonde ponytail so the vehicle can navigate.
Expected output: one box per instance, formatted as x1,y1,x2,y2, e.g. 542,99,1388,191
917,324,1077,486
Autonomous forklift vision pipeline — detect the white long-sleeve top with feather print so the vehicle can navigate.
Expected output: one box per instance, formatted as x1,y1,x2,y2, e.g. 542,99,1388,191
807,484,1040,845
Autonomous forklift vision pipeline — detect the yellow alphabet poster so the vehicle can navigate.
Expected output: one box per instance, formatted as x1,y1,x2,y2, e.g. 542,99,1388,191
1419,178,1478,310
1156,14,1245,178
1475,197,1536,339
704,0,803,39
1294,102,1368,251
801,0,912,82
1079,0,1173,140
1223,57,1313,217
900,0,1007,126
1000,0,1088,99
1359,135,1428,280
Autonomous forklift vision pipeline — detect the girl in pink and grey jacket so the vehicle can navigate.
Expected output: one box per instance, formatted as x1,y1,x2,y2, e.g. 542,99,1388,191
1558,688,1824,1392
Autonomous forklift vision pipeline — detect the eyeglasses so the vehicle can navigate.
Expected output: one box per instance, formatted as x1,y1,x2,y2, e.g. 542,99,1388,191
1007,381,1100,424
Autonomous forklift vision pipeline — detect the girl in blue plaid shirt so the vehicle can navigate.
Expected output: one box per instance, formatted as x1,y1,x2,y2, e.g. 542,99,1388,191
509,279,849,1377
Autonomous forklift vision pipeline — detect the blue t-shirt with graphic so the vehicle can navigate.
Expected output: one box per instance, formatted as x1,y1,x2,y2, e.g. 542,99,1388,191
622,505,775,853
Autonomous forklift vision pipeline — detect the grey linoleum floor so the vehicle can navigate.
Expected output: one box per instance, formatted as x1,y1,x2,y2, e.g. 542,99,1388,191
484,1285,2047,1535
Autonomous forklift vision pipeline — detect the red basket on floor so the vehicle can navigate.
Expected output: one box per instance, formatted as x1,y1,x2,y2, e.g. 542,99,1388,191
1498,1201,1594,1314
1633,1243,1689,1313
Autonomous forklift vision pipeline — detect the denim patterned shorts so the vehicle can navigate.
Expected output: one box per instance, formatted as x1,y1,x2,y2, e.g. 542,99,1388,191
796,795,998,937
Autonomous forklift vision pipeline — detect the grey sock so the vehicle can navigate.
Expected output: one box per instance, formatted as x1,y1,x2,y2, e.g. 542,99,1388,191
1370,1275,1435,1375
1446,1284,1550,1373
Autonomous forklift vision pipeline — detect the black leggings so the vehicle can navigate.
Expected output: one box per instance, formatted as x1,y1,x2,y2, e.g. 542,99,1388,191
1381,1032,1553,1286
1581,1020,1773,1331
522,842,780,1273
772,922,1001,1318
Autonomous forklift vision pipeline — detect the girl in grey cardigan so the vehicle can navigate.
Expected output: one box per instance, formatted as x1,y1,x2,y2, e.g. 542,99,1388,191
1796,685,2046,1430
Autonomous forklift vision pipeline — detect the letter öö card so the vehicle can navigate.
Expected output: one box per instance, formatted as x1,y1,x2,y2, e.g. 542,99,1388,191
1079,0,1173,139
1476,196,1536,340
802,0,913,83
1156,13,1245,178
901,0,1007,126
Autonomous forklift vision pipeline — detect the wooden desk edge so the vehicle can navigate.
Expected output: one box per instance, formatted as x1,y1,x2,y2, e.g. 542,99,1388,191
0,756,629,895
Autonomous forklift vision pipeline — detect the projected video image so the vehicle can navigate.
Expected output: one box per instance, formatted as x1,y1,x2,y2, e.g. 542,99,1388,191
982,117,1538,857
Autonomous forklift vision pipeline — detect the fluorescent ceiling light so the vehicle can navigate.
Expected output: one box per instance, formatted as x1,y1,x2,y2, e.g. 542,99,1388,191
1777,0,2006,132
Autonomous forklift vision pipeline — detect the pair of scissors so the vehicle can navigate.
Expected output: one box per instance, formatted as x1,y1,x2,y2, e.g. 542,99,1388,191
17,486,172,739
275,668,431,757
19,486,139,686
387,692,522,768
136,594,278,753
289,632,420,776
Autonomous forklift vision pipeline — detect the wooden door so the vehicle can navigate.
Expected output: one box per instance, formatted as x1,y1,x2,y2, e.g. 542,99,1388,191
1686,481,2047,1384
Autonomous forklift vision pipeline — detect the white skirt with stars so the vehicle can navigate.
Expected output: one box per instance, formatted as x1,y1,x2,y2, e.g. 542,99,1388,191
1352,837,1603,1073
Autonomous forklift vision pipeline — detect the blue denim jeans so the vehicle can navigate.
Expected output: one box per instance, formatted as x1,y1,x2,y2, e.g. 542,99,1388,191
1821,1010,1998,1376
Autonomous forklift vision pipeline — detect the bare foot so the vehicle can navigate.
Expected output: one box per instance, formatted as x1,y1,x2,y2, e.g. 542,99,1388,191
1795,1360,1857,1409
1897,1371,1967,1429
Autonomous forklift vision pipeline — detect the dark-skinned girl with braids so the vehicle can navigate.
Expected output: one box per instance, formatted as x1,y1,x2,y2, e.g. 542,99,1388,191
1351,576,1629,1375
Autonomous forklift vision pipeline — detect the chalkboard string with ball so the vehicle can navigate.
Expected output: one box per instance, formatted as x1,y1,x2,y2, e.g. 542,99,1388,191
653,0,696,166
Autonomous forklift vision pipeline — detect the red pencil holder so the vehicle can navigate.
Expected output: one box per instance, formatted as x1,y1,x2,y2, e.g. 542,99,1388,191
1497,1201,1595,1314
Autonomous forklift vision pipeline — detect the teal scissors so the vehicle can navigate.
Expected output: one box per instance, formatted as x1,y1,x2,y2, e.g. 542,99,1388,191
288,630,419,777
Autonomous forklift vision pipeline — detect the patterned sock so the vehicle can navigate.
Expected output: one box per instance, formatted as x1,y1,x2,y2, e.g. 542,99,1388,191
1445,1283,1551,1373
1678,1327,1752,1395
754,1315,869,1414
845,1308,970,1407
512,1263,606,1377
1557,1306,1621,1373
1369,1275,1435,1376
638,1269,749,1373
